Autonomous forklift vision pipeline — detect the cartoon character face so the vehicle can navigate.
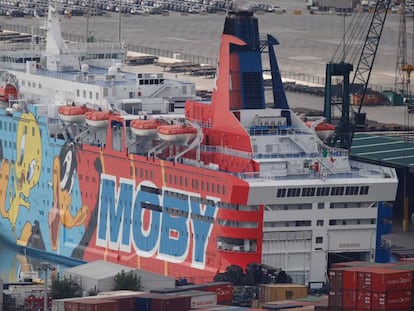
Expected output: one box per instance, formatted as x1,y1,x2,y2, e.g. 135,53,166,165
15,113,41,202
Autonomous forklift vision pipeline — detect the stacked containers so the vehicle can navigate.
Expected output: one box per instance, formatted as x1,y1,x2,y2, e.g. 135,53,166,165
329,264,414,310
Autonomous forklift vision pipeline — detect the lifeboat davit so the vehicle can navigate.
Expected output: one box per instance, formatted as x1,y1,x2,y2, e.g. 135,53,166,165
306,120,335,141
130,119,160,137
85,110,111,127
58,105,90,124
157,124,197,144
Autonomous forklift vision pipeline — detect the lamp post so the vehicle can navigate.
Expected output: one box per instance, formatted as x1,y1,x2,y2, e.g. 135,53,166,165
40,262,54,311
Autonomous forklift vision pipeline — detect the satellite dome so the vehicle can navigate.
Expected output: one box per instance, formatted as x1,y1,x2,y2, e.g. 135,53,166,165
81,63,89,74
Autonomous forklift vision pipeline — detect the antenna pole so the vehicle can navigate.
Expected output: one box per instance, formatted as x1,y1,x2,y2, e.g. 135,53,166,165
118,0,122,43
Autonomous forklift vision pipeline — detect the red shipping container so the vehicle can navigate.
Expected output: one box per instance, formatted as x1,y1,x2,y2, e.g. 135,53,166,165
371,290,412,310
329,268,344,291
201,282,233,305
150,294,191,311
357,290,371,310
342,289,357,309
343,268,359,290
328,290,342,308
369,269,412,292
358,270,373,291
65,299,118,311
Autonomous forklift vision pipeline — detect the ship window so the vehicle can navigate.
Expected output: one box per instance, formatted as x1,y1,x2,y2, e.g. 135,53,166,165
207,182,210,192
277,189,286,197
287,188,301,197
318,203,324,209
28,81,31,87
145,169,148,179
360,186,369,195
76,89,80,97
89,91,93,99
169,174,172,184
174,175,177,184
141,185,161,195
83,90,86,98
32,82,36,88
179,176,183,185
212,183,215,193
331,187,344,196
346,186,360,195
266,145,273,153
22,81,25,86
130,166,133,176
185,177,188,187
150,170,154,179
317,220,324,226
316,237,323,244
96,92,99,100
222,185,226,194
38,84,42,89
217,184,221,194
316,187,330,196
201,181,204,191
302,187,315,197
32,127,35,136
140,168,143,177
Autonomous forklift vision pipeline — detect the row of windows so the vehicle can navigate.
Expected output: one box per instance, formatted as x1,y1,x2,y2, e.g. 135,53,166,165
277,186,370,198
163,173,226,195
21,80,42,89
264,218,376,228
138,79,164,85
217,219,258,228
267,201,374,211
76,89,100,101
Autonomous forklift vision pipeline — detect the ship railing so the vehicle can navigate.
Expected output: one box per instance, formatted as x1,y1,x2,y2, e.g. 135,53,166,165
186,118,212,128
0,42,44,51
248,126,295,136
66,41,124,52
201,145,252,159
237,168,390,182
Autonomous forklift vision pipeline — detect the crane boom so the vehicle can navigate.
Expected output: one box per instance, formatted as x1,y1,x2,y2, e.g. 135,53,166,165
325,0,390,149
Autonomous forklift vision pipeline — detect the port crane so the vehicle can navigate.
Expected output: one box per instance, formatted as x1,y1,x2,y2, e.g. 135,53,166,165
324,0,391,149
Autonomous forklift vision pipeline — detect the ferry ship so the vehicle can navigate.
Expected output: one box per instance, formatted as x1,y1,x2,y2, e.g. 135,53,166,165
0,7,398,285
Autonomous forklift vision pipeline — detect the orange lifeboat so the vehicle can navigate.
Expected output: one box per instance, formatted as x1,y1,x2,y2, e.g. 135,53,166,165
58,105,90,124
85,110,112,127
157,124,197,144
130,118,160,137
306,120,335,141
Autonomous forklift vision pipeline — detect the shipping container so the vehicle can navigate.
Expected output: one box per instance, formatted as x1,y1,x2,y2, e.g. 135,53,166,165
328,290,342,309
357,290,371,310
342,289,357,309
342,267,359,290
150,297,191,311
169,290,217,309
65,299,118,311
258,284,307,303
371,290,412,310
201,282,233,305
364,268,412,292
328,268,343,291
